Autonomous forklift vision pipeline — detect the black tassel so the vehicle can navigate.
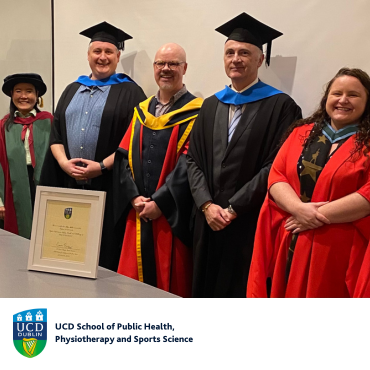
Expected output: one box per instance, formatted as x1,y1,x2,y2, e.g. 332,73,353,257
266,41,272,66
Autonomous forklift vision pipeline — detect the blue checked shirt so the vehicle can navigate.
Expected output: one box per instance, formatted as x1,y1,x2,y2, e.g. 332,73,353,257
65,84,111,160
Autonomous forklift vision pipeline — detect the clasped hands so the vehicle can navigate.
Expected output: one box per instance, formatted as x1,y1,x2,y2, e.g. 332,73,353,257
203,203,237,231
60,158,102,180
131,196,162,222
285,201,330,234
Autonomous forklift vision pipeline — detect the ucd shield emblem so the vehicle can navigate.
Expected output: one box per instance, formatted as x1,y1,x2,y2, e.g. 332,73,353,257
13,309,47,358
64,208,72,219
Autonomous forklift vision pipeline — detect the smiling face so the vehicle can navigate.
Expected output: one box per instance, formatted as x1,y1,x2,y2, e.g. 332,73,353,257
224,40,264,90
88,41,120,80
326,75,368,130
11,83,37,115
153,43,187,95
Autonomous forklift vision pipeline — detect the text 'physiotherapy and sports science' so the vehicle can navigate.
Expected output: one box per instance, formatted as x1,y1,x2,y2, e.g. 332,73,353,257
55,322,194,345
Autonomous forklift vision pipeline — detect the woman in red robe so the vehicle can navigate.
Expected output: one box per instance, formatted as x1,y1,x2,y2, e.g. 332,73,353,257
247,67,370,297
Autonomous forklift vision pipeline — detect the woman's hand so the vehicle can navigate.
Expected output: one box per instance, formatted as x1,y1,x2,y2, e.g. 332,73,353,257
285,202,330,233
284,217,310,233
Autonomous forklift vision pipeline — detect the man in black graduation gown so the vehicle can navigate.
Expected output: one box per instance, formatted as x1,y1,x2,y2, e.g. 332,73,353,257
187,13,302,297
40,22,146,271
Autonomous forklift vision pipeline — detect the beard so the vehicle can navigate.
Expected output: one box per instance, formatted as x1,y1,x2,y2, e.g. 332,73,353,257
157,72,175,90
159,81,174,90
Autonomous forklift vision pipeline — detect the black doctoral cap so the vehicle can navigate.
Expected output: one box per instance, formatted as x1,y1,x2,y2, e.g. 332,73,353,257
2,73,47,97
215,12,283,66
79,21,132,51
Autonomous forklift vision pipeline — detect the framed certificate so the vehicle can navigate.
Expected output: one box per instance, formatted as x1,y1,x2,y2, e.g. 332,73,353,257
28,186,106,279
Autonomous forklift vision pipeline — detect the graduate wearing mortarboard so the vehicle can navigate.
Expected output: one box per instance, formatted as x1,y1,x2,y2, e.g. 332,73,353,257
40,22,146,272
187,12,302,297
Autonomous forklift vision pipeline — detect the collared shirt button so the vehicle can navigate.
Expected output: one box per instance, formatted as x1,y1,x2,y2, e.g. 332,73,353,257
80,146,83,149
90,95,93,98
220,188,224,192
150,145,154,149
152,132,156,136
222,162,226,168
81,128,85,131
85,112,88,114
146,173,150,177
148,160,151,163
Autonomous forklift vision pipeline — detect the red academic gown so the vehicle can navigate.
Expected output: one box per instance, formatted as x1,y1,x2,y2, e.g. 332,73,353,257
247,124,370,298
0,118,18,234
114,95,203,297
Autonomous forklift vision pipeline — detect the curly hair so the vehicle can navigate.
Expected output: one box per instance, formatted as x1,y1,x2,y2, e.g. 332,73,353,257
281,67,370,160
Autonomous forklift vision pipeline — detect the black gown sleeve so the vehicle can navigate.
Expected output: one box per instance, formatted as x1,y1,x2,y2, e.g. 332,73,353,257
229,98,302,216
186,104,213,209
39,85,76,187
112,146,140,225
151,154,193,247
49,84,75,146
127,86,147,124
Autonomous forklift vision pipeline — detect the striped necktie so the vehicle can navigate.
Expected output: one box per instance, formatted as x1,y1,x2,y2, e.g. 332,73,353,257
228,105,242,143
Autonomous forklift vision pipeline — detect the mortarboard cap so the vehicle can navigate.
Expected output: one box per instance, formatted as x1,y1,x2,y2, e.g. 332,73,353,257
80,21,132,51
215,12,283,66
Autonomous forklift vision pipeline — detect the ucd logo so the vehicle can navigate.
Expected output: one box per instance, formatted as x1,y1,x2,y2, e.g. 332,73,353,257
13,309,47,358
64,207,72,219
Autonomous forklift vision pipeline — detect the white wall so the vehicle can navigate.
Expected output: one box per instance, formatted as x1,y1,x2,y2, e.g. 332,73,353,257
54,0,370,116
0,0,52,115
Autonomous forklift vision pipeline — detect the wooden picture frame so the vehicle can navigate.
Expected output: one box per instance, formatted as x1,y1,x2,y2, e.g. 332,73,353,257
28,186,106,279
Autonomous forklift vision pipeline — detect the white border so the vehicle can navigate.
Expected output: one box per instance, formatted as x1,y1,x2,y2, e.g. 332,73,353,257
27,186,106,279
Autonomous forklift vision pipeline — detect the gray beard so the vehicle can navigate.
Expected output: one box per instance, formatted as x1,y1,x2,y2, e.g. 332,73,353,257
159,82,173,90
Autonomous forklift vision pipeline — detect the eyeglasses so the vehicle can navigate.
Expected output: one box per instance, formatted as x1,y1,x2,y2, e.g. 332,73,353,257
153,61,185,70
